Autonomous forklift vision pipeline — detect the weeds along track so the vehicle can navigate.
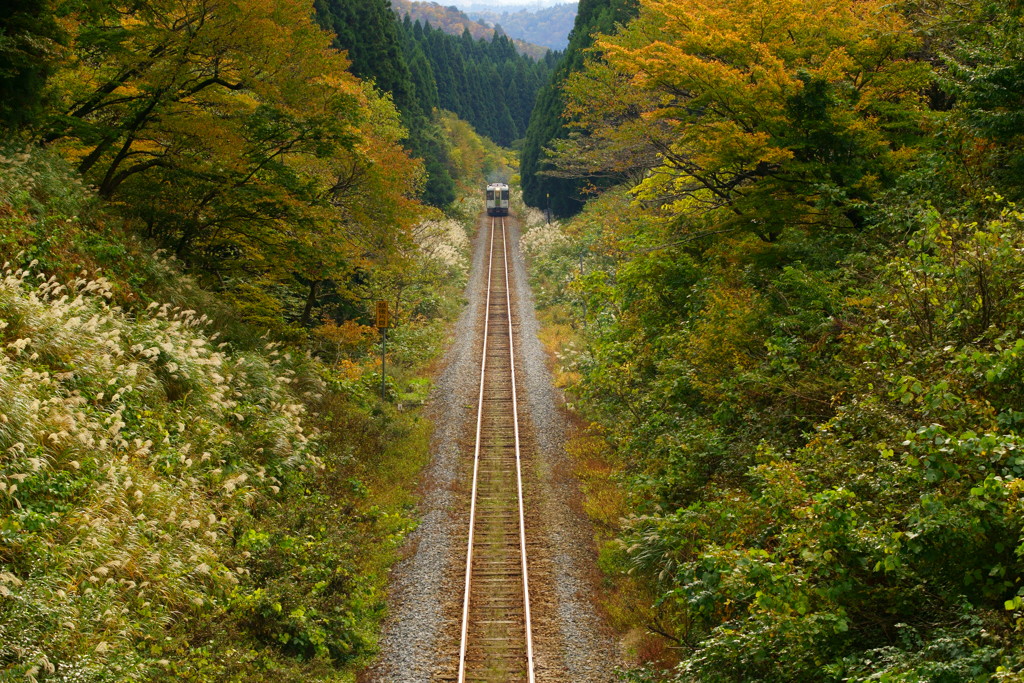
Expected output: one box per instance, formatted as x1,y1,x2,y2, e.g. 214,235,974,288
456,216,536,682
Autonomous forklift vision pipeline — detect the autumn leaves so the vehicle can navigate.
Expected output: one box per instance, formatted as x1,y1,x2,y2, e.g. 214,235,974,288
558,0,926,239
43,0,422,284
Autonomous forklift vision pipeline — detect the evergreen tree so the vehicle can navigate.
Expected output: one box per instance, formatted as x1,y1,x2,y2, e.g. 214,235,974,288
314,0,418,117
407,18,556,149
0,0,62,128
401,17,439,118
312,1,554,190
313,0,457,206
520,0,639,216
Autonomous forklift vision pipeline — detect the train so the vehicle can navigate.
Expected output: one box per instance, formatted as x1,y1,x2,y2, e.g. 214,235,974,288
486,183,510,217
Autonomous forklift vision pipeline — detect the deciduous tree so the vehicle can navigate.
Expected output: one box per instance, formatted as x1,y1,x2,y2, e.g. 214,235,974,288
559,0,928,238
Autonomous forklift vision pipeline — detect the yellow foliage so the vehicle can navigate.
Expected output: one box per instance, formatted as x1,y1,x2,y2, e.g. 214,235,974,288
439,111,510,192
685,282,765,399
560,0,928,236
312,320,377,368
45,0,426,289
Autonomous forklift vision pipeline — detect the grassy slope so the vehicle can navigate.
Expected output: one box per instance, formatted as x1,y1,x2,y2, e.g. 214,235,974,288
0,147,467,681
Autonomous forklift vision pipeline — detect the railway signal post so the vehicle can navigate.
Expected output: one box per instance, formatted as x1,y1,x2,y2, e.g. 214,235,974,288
376,300,390,401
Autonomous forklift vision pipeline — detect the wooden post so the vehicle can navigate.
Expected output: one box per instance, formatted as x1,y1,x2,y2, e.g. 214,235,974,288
579,249,587,331
375,301,390,401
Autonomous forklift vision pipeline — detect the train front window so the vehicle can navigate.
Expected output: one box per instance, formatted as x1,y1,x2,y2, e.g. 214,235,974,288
501,190,509,200
487,190,494,200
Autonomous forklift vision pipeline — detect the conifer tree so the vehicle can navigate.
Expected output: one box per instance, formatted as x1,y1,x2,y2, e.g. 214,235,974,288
314,0,418,117
520,0,639,216
313,0,457,206
0,0,62,128
406,17,555,148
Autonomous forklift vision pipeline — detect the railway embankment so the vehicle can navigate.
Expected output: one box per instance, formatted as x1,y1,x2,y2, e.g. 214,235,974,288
370,210,616,681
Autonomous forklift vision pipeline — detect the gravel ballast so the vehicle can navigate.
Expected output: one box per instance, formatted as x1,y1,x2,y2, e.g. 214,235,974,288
368,211,618,681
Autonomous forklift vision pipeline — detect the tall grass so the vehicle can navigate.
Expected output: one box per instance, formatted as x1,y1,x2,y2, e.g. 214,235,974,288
0,145,474,681
0,262,323,680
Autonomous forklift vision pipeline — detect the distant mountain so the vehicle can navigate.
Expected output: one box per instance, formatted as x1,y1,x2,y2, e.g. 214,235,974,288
390,0,550,60
460,1,569,9
466,3,577,51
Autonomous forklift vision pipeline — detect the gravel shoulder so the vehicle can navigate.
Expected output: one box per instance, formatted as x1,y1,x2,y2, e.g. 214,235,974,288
506,213,619,680
367,211,618,682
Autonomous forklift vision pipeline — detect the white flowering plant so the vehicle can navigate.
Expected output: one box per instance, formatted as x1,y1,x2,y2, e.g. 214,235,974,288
0,136,449,682
414,217,471,276
0,261,333,679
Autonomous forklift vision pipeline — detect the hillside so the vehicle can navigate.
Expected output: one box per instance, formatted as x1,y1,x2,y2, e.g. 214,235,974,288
520,0,1024,679
467,3,578,51
0,143,472,681
390,0,550,59
0,114,510,683
0,0,514,677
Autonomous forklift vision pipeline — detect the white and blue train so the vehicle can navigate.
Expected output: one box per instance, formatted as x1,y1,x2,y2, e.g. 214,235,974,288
486,183,510,217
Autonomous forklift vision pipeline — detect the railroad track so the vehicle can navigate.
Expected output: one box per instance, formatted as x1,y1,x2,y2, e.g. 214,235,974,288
457,215,536,682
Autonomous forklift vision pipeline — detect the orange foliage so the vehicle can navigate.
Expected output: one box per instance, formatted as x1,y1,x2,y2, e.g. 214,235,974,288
313,319,377,369
559,0,928,234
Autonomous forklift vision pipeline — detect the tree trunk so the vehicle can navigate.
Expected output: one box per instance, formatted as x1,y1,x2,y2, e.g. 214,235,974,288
300,279,320,327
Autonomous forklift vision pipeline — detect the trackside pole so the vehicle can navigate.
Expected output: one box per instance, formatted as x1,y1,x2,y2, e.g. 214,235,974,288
376,300,390,401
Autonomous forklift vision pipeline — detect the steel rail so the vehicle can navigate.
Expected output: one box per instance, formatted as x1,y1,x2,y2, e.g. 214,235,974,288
457,217,494,683
457,216,536,682
501,217,537,682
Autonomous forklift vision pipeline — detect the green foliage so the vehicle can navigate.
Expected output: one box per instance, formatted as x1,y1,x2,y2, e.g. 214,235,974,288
0,0,63,128
401,18,556,146
0,139,470,681
315,0,418,116
941,0,1024,201
520,0,639,216
0,144,92,223
538,187,1024,683
520,0,1024,678
312,0,551,207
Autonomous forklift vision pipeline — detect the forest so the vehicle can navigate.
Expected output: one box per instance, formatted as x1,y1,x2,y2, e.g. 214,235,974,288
518,0,1024,678
399,16,559,147
315,0,554,202
6,0,1024,678
0,0,512,678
